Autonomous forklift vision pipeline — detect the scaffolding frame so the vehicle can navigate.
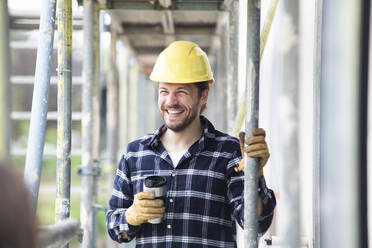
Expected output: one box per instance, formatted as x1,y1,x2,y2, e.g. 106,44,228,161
11,0,370,247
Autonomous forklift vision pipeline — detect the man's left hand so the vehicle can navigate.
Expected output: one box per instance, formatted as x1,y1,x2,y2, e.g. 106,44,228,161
234,128,270,177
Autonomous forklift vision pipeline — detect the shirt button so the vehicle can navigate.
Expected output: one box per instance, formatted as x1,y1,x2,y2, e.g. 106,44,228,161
171,172,176,177
169,199,173,203
167,225,172,229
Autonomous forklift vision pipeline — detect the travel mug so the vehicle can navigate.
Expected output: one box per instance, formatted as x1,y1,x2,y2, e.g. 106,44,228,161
143,175,167,224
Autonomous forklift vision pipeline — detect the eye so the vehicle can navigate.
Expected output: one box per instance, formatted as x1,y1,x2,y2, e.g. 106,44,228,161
159,90,168,95
177,90,188,95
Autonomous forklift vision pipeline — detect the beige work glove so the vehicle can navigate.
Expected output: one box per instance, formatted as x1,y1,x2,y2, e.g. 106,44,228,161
125,192,165,226
234,128,270,177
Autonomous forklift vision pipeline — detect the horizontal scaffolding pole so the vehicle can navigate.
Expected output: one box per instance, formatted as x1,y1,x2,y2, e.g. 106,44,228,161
12,148,82,157
11,76,83,85
38,219,80,248
9,11,83,30
11,111,82,121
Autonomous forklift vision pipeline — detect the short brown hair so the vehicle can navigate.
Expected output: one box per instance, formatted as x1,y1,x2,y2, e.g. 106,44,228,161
194,81,210,114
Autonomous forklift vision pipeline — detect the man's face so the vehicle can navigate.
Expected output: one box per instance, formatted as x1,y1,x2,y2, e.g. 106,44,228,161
158,82,208,132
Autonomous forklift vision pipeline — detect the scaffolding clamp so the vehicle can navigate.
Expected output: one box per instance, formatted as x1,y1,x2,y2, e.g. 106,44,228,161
77,165,101,176
56,65,72,75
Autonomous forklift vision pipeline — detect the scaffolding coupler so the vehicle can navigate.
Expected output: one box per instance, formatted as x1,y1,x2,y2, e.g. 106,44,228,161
77,164,101,177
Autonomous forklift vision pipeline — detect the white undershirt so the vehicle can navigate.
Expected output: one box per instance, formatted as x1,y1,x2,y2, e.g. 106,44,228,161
168,150,187,167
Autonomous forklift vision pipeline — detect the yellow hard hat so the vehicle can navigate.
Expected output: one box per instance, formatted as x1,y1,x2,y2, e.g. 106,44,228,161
149,40,214,84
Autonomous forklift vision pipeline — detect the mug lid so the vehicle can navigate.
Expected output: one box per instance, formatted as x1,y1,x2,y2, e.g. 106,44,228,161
144,175,167,188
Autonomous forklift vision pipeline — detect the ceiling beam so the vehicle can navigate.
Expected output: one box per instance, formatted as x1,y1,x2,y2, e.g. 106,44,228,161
121,23,215,35
133,45,209,55
108,0,222,11
123,33,212,47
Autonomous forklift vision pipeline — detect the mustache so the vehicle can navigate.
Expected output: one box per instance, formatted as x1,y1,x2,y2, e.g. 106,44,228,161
162,104,183,110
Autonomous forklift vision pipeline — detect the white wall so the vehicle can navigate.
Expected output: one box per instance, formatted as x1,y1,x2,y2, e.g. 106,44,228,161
257,0,318,247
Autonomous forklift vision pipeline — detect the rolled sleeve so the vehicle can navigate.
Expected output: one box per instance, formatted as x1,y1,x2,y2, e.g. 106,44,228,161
106,156,141,242
226,152,245,228
227,155,276,236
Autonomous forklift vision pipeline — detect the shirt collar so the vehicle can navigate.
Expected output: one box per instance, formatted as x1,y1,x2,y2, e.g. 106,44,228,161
145,115,217,152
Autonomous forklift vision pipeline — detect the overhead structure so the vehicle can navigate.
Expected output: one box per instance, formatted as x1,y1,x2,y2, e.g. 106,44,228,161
99,0,229,75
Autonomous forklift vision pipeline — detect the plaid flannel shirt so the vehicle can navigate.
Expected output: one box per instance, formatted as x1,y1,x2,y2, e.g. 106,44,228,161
106,116,276,248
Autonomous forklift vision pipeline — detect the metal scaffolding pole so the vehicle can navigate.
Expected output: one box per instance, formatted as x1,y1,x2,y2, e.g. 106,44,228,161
81,1,100,247
105,30,118,248
278,0,300,247
128,58,139,140
368,1,372,244
313,0,323,247
0,0,11,163
117,44,130,149
55,0,72,236
216,12,229,133
227,0,239,134
320,0,362,247
38,219,80,248
244,1,260,247
24,0,57,213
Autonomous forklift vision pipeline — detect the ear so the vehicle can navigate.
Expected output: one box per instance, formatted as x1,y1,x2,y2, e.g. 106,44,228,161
200,89,209,105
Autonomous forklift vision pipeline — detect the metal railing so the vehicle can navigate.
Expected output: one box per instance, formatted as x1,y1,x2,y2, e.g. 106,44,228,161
38,219,80,248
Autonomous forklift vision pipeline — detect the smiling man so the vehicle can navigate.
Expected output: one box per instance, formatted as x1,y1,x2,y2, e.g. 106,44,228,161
106,41,276,247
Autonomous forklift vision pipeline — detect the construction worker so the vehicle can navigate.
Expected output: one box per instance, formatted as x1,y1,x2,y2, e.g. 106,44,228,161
106,41,276,247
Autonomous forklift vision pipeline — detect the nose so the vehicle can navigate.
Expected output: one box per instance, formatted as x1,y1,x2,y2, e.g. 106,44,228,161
165,92,178,106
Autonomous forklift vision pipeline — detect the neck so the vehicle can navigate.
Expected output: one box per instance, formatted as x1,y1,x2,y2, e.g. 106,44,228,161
161,116,203,152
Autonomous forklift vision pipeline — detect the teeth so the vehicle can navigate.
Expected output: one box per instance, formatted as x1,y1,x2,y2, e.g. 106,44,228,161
168,110,182,114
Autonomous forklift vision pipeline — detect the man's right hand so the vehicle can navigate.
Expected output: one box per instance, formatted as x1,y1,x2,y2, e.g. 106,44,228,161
125,192,165,226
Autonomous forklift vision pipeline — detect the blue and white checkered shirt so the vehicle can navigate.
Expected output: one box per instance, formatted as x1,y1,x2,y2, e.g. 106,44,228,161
106,116,276,247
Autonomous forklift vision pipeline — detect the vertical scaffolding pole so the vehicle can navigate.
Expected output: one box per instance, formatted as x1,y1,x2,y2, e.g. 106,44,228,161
368,1,372,244
105,30,118,248
24,0,57,213
128,58,139,140
92,6,101,248
0,0,11,164
55,0,72,235
278,0,300,247
313,0,322,247
216,12,229,133
81,1,99,247
320,0,362,247
227,0,239,134
244,1,260,247
117,44,130,149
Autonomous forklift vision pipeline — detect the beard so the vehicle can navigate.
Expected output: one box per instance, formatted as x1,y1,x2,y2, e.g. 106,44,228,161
160,103,200,132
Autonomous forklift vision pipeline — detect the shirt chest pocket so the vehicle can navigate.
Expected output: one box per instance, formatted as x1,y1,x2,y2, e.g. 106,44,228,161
188,175,226,199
